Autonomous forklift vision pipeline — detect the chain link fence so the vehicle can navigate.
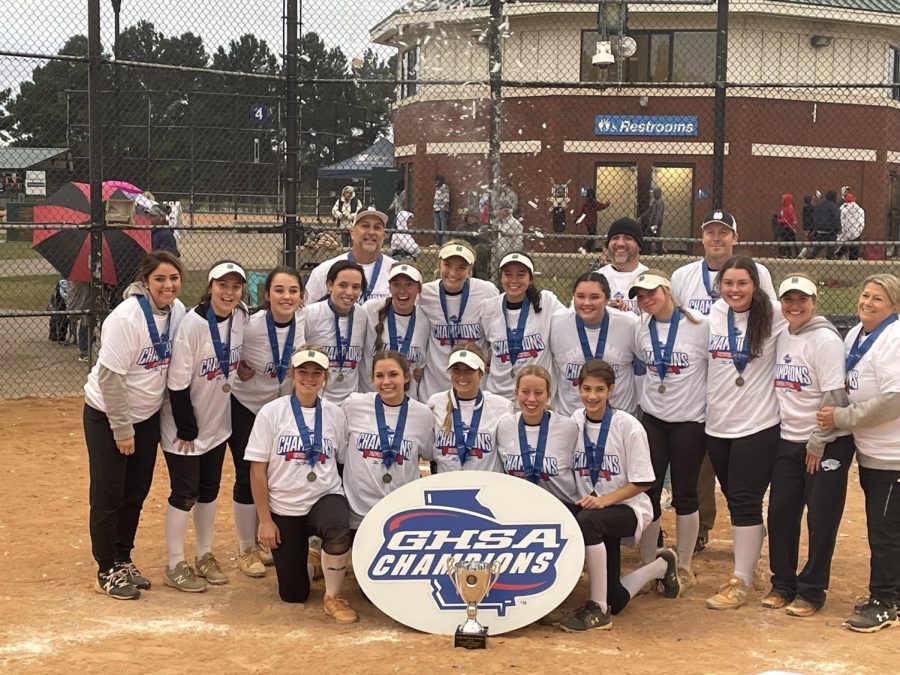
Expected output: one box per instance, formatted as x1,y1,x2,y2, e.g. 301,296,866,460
1,0,898,397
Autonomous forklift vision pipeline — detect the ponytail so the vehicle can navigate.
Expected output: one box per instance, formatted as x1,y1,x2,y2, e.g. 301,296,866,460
374,297,392,352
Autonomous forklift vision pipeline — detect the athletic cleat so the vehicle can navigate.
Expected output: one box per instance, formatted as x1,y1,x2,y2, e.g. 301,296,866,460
323,595,359,623
257,542,274,566
308,546,324,581
677,567,696,592
752,563,767,593
164,561,208,593
845,597,899,633
237,547,266,578
196,553,228,585
694,528,709,554
116,560,151,590
95,565,140,600
559,601,612,633
657,549,681,599
785,597,819,617
706,577,751,610
761,590,791,609
537,605,566,626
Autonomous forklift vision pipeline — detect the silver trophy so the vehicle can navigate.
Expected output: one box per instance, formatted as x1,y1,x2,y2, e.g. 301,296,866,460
446,558,502,649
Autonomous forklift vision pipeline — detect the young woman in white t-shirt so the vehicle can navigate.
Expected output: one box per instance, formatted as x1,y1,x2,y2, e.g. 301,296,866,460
304,260,369,404
559,360,680,632
160,260,249,592
550,271,641,416
764,274,854,618
482,251,564,399
427,344,513,473
228,266,306,578
630,269,709,590
340,351,435,529
246,347,357,624
705,256,787,610
83,250,186,599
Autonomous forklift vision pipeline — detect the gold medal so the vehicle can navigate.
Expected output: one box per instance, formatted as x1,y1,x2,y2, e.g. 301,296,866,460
658,383,666,394
382,473,393,484
222,383,232,393
735,376,745,387
307,471,317,482
337,372,345,383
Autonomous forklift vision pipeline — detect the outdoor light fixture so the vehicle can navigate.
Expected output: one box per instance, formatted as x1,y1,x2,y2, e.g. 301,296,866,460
594,1,628,69
810,35,832,48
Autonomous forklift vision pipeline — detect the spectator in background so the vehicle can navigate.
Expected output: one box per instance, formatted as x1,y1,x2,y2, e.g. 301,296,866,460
332,186,362,248
492,201,524,272
390,210,420,260
838,193,865,261
639,185,665,255
775,194,798,258
149,203,180,257
806,191,841,260
459,208,492,280
577,188,611,255
67,280,92,362
801,195,816,239
498,180,519,216
389,180,406,217
433,175,451,246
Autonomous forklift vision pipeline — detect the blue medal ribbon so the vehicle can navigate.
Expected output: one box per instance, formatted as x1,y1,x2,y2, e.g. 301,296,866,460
136,295,171,362
583,406,613,487
701,260,719,300
451,391,484,465
575,311,610,361
517,411,550,485
439,280,470,347
846,313,898,372
205,304,234,381
727,308,750,375
649,309,681,384
266,310,296,384
289,394,322,468
348,252,383,303
503,295,531,367
328,300,354,374
387,306,416,355
374,394,409,470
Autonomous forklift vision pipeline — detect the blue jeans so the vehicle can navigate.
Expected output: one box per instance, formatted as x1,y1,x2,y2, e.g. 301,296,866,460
433,210,449,246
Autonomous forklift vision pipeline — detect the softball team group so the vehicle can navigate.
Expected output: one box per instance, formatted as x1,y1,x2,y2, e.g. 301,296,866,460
83,208,900,635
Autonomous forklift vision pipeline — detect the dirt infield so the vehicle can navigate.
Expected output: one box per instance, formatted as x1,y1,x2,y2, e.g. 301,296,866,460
0,397,894,674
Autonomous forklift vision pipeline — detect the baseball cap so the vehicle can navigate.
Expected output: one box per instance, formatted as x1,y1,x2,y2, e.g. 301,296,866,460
628,270,671,298
353,207,388,227
438,242,475,266
498,252,534,274
388,263,423,284
702,209,738,233
290,348,330,370
778,275,817,298
208,261,247,282
447,349,485,372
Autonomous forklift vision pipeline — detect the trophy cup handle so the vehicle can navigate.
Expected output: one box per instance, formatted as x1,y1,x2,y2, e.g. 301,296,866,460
486,560,502,599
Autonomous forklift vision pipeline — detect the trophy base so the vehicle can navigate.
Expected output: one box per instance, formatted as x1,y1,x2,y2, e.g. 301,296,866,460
454,627,489,650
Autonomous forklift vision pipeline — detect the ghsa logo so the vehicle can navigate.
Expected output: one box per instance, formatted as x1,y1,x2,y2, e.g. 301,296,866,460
774,353,812,391
641,349,690,374
137,344,172,371
199,346,241,380
435,429,494,460
366,488,566,616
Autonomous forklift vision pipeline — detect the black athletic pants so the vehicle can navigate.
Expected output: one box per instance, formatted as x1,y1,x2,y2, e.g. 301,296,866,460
641,413,706,521
84,404,159,572
859,466,900,606
577,504,638,615
164,442,227,511
228,396,256,504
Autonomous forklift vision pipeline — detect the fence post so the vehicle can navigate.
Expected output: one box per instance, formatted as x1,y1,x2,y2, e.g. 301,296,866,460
87,0,104,367
487,0,503,279
283,0,300,267
711,0,729,209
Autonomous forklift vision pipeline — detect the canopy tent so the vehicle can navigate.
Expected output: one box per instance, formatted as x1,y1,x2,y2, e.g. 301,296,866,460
317,137,394,179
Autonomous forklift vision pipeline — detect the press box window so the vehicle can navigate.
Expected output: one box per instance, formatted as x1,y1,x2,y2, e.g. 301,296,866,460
400,45,419,99
580,30,715,83
890,46,900,102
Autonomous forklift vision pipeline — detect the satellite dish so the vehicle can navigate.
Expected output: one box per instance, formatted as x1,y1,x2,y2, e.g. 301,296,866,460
613,35,637,58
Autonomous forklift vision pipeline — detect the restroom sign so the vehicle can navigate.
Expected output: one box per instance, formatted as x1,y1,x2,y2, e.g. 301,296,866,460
595,115,698,137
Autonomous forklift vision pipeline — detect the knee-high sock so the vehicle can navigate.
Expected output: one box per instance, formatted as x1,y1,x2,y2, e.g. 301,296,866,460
676,511,700,570
639,519,661,565
321,551,350,598
621,556,668,599
733,524,765,587
585,543,609,613
193,500,218,558
165,504,190,570
232,501,258,552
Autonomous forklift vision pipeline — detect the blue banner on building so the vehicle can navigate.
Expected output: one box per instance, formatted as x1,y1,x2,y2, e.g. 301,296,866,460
595,115,698,137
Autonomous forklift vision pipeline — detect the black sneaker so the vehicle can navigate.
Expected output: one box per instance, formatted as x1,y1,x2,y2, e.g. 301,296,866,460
845,597,899,633
694,528,709,554
854,596,900,613
656,549,682,599
117,561,151,590
559,601,612,633
95,566,140,600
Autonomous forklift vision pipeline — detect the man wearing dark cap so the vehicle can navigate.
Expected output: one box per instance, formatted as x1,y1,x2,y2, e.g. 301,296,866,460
596,217,648,313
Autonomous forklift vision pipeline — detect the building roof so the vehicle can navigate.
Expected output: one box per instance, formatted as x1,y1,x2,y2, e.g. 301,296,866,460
774,0,900,12
0,147,69,170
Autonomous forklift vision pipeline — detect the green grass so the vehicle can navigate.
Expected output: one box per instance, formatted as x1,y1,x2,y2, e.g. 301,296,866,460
0,241,39,260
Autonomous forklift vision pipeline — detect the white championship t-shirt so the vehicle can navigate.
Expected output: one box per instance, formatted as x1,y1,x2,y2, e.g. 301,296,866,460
232,308,307,414
597,263,648,314
304,252,396,305
427,390,513,473
706,299,786,438
243,395,346,517
495,411,581,505
572,408,655,540
551,307,640,416
160,305,247,455
339,392,435,528
84,295,186,422
361,298,429,399
482,289,564,400
303,300,369,404
670,259,777,316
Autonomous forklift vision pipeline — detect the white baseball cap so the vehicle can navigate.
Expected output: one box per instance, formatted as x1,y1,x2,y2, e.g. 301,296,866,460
447,349,485,372
208,261,247,282
291,348,330,370
438,242,475,266
353,207,388,227
388,263,423,284
628,272,671,298
778,275,817,298
499,252,534,274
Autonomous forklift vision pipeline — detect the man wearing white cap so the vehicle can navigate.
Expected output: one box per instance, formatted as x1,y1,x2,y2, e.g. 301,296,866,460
304,207,396,305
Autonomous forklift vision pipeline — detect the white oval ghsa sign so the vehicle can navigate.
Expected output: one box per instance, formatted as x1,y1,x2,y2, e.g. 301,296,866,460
353,471,585,635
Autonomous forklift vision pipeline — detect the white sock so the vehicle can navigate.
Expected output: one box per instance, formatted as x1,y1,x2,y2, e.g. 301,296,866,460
584,543,609,613
165,504,190,570
321,551,350,598
621,556,668,598
732,524,766,587
233,501,258,552
676,511,700,570
308,563,315,585
639,519,661,564
193,500,218,558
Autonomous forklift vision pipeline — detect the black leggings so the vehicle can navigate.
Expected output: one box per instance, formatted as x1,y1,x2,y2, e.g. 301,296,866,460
270,494,351,603
576,504,638,615
228,396,256,505
641,413,706,520
164,443,227,512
